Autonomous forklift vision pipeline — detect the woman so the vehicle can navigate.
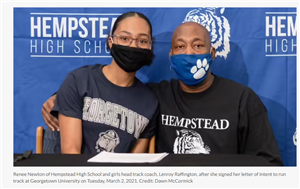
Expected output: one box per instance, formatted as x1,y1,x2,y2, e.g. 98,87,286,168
50,12,158,154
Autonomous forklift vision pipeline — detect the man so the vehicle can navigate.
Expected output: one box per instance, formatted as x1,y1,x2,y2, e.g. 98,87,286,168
42,22,283,165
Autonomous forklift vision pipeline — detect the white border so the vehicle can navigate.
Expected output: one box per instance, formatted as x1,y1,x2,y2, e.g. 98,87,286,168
1,0,300,189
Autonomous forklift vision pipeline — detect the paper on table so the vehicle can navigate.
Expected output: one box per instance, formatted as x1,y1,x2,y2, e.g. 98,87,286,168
87,151,169,163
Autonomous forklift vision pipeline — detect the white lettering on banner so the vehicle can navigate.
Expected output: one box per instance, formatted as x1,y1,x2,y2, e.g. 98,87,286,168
74,40,80,53
100,18,109,38
82,97,149,139
95,40,101,53
42,17,52,37
277,16,286,37
161,114,229,130
79,17,88,38
282,39,288,52
29,39,107,54
30,40,37,53
30,16,117,38
57,40,64,53
287,16,297,36
89,17,98,38
53,17,67,37
41,40,43,53
265,13,297,56
84,40,91,53
266,16,276,36
265,38,296,53
68,17,78,38
31,17,41,37
47,40,53,53
29,14,119,57
266,16,297,37
30,40,64,54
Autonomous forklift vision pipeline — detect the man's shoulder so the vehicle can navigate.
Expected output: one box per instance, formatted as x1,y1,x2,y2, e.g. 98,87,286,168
216,76,256,94
217,76,248,89
217,76,262,103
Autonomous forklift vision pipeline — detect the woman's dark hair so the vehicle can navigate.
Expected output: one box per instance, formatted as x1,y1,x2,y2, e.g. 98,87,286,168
106,11,155,57
111,12,153,37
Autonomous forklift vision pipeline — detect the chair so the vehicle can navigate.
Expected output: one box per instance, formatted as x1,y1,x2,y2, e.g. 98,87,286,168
36,126,156,154
36,126,61,154
36,126,44,154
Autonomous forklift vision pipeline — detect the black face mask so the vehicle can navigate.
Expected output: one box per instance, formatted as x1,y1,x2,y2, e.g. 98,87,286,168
110,44,153,73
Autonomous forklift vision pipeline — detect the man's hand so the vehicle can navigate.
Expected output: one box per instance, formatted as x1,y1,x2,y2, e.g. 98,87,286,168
42,95,59,131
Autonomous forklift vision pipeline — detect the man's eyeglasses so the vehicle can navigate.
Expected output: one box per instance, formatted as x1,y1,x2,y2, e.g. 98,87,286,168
111,35,152,49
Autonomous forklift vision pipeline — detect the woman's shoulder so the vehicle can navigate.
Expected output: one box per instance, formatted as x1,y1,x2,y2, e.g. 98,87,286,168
69,64,103,77
133,79,158,103
62,64,104,90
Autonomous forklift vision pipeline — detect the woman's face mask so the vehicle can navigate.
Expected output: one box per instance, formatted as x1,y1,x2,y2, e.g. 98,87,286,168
110,38,153,73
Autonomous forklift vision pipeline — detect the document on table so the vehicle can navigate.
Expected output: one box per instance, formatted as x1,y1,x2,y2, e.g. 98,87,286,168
87,151,169,163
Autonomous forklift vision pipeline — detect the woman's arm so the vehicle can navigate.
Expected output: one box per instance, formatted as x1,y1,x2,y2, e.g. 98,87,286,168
49,72,85,154
131,139,149,153
131,107,159,153
59,114,82,154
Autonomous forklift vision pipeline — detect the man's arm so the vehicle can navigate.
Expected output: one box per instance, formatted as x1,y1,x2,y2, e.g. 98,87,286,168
238,89,283,165
42,94,58,131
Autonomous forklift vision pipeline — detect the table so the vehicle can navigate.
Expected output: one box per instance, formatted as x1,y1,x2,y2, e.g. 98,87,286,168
14,154,275,166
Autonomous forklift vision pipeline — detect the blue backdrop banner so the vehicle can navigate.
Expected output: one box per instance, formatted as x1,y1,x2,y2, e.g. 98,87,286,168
14,7,297,166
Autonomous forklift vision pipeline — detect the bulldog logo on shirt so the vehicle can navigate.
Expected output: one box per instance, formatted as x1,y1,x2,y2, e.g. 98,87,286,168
173,129,211,154
95,130,120,153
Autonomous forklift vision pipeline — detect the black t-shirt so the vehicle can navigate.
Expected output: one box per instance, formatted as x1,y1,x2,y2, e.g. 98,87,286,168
147,75,283,165
51,64,158,154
